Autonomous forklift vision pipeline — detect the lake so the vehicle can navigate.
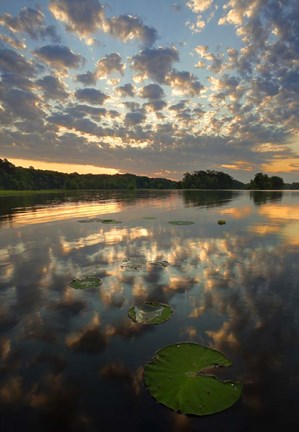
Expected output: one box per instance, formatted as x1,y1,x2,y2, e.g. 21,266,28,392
0,189,299,431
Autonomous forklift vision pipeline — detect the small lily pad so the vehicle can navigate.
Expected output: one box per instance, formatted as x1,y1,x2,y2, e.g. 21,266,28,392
101,219,122,224
168,220,195,225
128,302,173,325
144,343,242,416
218,220,226,225
69,276,103,289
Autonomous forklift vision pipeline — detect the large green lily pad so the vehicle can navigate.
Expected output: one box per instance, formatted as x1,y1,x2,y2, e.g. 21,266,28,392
168,220,195,225
144,343,242,415
128,302,173,325
69,276,103,289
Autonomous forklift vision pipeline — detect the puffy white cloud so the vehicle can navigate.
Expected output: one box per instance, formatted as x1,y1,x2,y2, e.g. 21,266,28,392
106,15,157,47
186,0,213,13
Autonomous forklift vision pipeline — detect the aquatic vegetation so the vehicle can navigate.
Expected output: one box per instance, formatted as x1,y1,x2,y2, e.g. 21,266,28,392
149,260,169,268
144,343,242,416
120,258,147,270
218,219,226,225
69,276,103,289
128,302,173,325
78,218,101,223
100,219,122,224
168,220,195,225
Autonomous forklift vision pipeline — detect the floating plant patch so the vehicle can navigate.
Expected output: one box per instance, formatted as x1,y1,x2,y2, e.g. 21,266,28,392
168,220,195,225
144,343,242,416
128,302,173,325
69,276,103,290
78,218,101,223
149,260,169,268
121,258,146,270
218,220,226,225
100,219,122,224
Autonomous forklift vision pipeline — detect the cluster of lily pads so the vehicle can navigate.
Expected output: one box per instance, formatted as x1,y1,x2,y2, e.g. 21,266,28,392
68,255,241,416
78,218,122,224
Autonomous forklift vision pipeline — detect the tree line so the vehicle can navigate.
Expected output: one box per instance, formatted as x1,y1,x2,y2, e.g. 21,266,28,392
0,158,297,190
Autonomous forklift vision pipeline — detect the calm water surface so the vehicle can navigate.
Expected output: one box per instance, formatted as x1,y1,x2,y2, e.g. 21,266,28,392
0,190,299,431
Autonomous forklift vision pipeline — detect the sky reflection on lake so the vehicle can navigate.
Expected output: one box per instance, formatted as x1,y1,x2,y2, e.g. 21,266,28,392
0,190,299,431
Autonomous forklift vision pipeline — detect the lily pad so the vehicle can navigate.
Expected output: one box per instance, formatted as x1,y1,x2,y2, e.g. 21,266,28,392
144,343,242,416
69,276,103,289
218,220,226,225
100,219,122,224
168,220,195,225
128,302,173,325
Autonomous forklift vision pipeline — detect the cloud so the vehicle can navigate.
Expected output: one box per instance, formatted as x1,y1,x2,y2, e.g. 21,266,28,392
106,15,157,47
186,0,213,13
95,53,125,78
49,0,105,37
0,48,37,76
166,70,204,96
36,75,69,100
0,7,59,42
143,100,167,112
75,88,109,105
34,45,85,73
0,87,45,120
49,0,158,46
140,83,165,100
75,71,97,86
116,83,135,97
125,111,147,126
131,47,179,83
0,34,26,50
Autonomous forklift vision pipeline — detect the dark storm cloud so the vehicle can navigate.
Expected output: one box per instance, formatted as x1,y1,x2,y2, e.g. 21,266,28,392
34,45,85,72
0,7,60,42
75,88,109,105
36,75,69,100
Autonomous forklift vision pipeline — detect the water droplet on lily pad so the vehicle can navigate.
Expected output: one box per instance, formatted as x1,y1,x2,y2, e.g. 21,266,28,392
128,302,173,325
69,276,103,289
168,220,195,225
144,343,242,415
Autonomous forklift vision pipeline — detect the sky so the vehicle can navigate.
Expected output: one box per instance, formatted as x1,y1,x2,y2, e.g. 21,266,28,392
0,0,298,182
